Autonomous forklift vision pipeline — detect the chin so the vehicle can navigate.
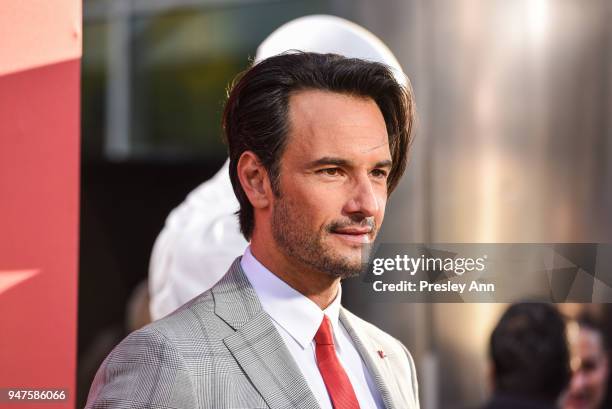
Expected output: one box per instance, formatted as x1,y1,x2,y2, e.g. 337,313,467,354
328,240,365,260
325,249,368,277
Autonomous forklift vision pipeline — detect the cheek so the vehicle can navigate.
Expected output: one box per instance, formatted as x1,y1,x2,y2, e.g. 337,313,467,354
593,369,608,384
301,182,347,209
284,186,338,224
376,193,388,218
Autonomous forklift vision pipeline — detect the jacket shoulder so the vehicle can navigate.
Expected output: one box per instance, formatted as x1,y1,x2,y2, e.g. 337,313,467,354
85,324,198,408
85,287,232,408
147,288,218,340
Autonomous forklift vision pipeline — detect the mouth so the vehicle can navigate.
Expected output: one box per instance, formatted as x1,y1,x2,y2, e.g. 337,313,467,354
566,394,591,409
331,227,373,244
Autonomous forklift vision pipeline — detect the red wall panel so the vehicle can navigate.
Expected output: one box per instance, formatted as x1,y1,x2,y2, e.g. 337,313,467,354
0,1,81,407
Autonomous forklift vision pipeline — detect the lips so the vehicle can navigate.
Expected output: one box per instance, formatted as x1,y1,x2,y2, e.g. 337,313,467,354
564,392,592,409
331,227,372,244
333,227,372,235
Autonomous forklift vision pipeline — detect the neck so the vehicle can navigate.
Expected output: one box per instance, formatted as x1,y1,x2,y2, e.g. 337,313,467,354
250,237,340,310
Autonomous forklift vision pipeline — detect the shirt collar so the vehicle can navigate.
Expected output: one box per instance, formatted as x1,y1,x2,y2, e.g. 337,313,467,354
240,246,342,350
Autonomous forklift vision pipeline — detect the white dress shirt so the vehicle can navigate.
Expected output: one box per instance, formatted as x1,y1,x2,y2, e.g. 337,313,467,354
241,246,384,409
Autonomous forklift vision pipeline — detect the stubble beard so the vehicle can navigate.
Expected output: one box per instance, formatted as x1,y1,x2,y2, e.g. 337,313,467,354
271,195,372,280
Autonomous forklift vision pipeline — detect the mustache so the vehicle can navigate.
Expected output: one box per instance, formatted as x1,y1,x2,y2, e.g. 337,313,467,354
326,217,376,233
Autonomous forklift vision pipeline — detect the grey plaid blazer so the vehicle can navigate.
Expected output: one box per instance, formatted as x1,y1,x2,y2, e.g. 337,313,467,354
86,258,419,409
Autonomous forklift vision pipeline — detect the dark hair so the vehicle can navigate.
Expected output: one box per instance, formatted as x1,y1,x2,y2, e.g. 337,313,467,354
490,303,570,402
222,52,415,240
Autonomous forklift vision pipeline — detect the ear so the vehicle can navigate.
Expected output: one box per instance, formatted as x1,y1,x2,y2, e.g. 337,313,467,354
237,151,272,209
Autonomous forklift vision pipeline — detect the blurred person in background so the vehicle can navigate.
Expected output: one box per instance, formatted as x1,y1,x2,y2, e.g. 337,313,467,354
481,303,571,409
148,14,408,321
563,314,609,409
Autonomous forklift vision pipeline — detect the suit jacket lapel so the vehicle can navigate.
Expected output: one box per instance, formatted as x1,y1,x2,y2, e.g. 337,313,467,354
340,308,401,409
212,259,320,409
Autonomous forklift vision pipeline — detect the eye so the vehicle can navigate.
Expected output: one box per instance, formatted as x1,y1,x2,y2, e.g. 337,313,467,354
318,167,342,176
371,169,389,179
581,359,598,373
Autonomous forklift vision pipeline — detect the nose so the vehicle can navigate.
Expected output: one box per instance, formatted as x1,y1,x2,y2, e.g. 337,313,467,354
570,372,587,391
343,174,381,219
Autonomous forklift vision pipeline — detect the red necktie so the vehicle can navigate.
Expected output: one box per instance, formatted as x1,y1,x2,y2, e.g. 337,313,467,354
314,315,361,409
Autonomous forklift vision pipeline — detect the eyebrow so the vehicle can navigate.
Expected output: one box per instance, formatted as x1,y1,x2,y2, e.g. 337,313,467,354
306,156,393,169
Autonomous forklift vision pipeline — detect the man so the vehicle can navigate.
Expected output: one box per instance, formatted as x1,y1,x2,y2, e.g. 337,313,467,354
149,14,407,320
86,52,418,409
481,303,571,409
563,314,609,409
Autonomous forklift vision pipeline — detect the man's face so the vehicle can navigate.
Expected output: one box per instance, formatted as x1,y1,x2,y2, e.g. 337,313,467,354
271,89,391,279
564,328,609,409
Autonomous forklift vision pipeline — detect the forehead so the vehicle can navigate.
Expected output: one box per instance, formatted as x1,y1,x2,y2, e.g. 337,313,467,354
577,328,605,357
285,89,390,161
